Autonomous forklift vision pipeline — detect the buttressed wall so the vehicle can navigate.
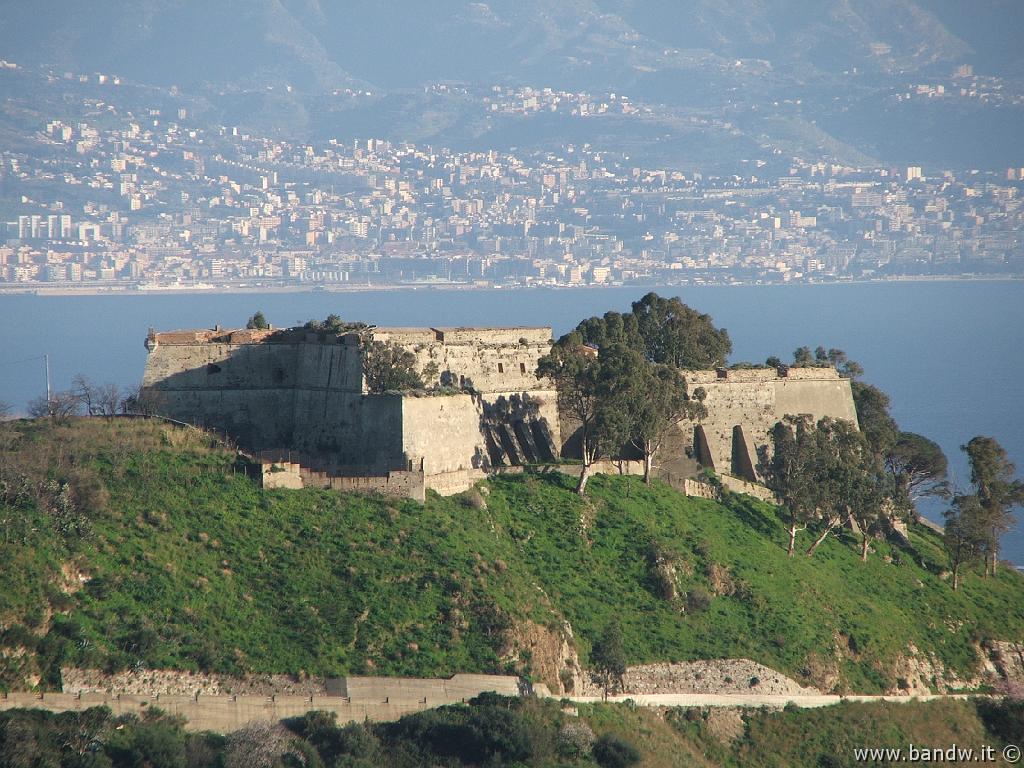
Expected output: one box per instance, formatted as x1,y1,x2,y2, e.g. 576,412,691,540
142,326,561,492
671,367,859,483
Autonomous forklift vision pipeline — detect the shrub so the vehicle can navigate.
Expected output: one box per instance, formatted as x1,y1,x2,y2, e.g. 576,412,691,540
556,720,595,758
686,587,712,613
462,488,487,511
593,733,641,768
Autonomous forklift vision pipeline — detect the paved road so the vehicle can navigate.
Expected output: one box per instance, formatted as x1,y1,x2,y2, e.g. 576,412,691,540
552,692,977,708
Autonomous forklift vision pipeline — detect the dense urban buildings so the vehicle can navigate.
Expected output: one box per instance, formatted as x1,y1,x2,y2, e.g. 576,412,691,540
2,63,1022,290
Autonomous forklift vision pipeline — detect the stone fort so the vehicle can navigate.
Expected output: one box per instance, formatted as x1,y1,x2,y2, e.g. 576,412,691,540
141,324,857,499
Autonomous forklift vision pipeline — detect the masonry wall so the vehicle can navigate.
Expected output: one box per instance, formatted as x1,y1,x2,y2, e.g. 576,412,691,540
401,394,489,475
375,326,554,398
675,368,858,481
142,326,560,492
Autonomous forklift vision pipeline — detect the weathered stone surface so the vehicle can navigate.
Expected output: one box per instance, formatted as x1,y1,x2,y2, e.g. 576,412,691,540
581,659,821,697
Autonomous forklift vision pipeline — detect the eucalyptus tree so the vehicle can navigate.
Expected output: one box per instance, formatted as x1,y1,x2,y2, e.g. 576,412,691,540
537,340,609,496
567,292,731,370
962,436,1024,576
944,494,986,590
805,418,869,557
765,415,820,557
597,344,707,485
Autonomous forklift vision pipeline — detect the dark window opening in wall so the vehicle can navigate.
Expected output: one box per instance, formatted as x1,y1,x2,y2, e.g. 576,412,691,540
498,363,504,373
520,362,527,374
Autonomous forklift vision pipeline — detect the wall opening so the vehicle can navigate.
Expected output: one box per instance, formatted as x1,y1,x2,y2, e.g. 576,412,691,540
497,362,504,373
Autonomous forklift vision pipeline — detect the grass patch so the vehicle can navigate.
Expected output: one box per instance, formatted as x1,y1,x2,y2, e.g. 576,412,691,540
1,418,1023,693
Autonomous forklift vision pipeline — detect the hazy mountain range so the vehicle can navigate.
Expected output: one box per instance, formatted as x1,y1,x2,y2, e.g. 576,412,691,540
1,1,1022,168
2,0,1021,92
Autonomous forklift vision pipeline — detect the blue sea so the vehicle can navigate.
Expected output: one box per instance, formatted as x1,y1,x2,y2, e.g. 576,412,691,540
1,281,1022,563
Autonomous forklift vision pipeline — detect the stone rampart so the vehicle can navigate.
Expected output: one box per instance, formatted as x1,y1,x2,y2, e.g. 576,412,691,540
142,325,560,498
680,367,857,482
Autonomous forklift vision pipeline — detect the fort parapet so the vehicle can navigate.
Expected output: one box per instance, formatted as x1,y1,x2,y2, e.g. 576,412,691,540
142,326,858,498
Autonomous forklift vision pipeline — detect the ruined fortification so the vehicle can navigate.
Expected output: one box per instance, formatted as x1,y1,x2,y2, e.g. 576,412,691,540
141,325,857,498
142,325,560,499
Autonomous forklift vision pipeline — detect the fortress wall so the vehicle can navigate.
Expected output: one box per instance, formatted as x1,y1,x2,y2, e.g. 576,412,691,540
376,326,553,395
424,468,489,496
409,341,553,394
150,388,297,448
637,369,859,482
143,343,302,390
682,375,777,475
292,342,364,393
433,327,550,346
401,395,489,475
773,377,859,426
290,391,404,471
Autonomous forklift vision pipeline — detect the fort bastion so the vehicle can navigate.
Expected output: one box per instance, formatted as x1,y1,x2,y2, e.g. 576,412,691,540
141,325,858,498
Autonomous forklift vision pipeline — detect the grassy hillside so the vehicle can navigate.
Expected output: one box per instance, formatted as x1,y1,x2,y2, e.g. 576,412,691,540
1,418,1023,693
3,695,1023,768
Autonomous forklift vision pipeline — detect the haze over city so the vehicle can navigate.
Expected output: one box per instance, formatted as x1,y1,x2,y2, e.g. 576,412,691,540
0,1,1022,290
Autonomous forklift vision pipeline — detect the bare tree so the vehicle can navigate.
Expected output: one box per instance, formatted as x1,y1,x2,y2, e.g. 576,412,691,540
0,401,11,420
95,382,122,417
71,374,96,415
27,391,81,424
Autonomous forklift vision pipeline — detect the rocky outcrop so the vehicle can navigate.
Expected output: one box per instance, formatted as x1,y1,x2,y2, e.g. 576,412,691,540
581,658,820,697
503,620,583,696
987,641,1024,692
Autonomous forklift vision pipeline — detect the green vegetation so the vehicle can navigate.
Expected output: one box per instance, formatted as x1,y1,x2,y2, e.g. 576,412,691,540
568,292,733,370
2,418,1024,695
245,310,270,330
3,694,1023,768
362,339,426,393
538,294,713,492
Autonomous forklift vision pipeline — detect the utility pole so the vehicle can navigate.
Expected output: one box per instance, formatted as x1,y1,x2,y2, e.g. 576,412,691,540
45,354,51,402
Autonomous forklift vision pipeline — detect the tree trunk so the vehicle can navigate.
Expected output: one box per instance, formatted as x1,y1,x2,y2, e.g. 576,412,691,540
787,523,798,557
952,561,960,591
806,521,837,557
861,535,869,562
576,462,592,496
643,453,653,485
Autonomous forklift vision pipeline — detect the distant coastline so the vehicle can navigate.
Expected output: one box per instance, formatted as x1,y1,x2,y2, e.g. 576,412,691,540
1,273,1022,298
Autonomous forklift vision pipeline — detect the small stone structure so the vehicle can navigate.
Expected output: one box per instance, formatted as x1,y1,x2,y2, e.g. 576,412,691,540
142,324,858,499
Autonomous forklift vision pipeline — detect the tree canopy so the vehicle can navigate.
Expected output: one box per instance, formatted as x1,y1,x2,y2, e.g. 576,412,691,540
566,292,731,370
961,436,1024,575
363,340,425,393
245,310,270,330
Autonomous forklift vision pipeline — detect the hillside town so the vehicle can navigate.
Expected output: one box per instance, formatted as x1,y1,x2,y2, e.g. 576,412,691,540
1,63,1022,290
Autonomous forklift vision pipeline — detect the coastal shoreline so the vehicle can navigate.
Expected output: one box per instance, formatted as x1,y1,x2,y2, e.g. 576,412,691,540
1,273,1022,298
